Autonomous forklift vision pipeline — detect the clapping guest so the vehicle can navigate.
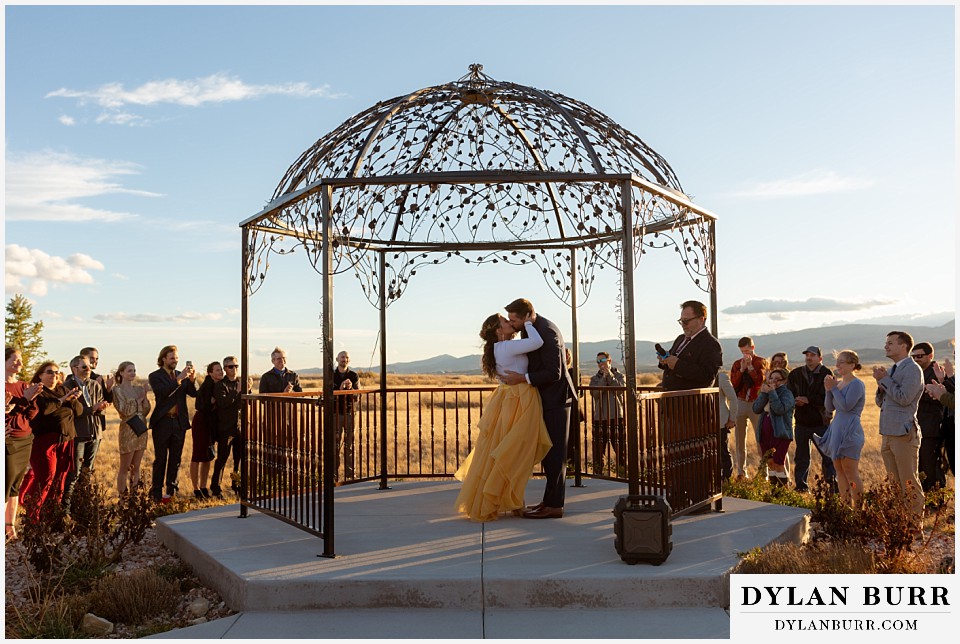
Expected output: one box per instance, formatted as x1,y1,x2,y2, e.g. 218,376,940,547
926,356,955,476
730,337,765,478
112,362,151,496
189,362,222,499
63,355,108,514
20,360,83,515
5,347,41,540
818,351,866,506
258,347,302,394
752,368,795,486
912,343,946,492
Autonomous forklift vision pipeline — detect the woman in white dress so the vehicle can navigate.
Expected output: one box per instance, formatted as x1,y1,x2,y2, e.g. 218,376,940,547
454,313,552,522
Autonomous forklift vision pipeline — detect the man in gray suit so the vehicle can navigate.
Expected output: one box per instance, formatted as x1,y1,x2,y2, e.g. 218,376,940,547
873,330,925,529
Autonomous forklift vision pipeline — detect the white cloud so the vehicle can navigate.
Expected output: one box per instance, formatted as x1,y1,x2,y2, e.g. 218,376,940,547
111,273,130,281
45,73,344,126
58,115,75,126
92,311,223,324
727,169,875,199
95,110,146,127
5,244,105,297
5,150,161,222
723,297,896,315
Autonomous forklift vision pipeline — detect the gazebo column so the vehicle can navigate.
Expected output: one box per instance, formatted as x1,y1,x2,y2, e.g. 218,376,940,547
620,180,640,497
320,185,336,557
239,227,250,519
569,247,583,486
378,251,390,491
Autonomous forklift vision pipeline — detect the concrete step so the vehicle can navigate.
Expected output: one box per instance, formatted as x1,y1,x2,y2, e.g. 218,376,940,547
156,479,808,615
148,607,732,639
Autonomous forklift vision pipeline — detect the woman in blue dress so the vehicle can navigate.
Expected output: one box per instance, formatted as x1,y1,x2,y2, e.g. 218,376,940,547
818,350,866,506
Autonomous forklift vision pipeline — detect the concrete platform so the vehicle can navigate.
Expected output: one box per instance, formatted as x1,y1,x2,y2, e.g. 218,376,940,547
152,478,809,639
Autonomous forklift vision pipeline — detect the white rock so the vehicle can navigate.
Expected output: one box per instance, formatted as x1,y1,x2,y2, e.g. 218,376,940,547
187,597,210,617
188,617,209,626
81,613,114,636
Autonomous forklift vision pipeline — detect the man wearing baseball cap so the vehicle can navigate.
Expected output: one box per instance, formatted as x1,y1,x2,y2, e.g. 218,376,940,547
786,346,837,493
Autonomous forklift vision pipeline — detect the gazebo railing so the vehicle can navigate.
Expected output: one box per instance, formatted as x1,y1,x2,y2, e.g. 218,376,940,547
242,392,324,536
240,385,721,549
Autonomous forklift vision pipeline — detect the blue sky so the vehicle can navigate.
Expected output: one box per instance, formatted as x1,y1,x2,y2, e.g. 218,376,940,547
3,3,956,375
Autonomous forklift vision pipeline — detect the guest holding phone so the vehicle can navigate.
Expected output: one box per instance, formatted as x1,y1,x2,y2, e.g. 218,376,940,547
148,345,197,503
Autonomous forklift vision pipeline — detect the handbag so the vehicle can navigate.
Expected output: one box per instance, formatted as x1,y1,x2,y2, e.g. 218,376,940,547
125,414,149,437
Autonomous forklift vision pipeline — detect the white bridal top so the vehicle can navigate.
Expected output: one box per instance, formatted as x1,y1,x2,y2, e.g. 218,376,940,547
494,321,543,378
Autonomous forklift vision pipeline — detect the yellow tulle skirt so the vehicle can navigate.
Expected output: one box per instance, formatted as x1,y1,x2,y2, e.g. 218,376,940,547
454,383,552,522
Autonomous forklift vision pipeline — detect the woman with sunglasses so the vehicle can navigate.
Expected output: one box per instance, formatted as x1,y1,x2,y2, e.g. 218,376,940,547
817,350,866,506
752,368,795,486
20,360,83,515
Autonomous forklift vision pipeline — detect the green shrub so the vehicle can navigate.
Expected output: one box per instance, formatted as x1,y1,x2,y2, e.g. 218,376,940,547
723,470,814,509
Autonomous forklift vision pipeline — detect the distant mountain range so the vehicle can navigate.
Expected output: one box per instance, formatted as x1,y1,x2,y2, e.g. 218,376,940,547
300,320,955,375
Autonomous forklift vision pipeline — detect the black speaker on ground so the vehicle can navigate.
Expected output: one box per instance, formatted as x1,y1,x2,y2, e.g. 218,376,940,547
612,494,672,565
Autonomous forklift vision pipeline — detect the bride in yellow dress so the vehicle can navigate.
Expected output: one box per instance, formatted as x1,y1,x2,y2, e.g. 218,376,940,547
454,313,552,522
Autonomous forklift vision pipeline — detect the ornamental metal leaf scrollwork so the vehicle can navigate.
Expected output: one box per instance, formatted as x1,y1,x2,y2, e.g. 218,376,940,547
245,65,715,305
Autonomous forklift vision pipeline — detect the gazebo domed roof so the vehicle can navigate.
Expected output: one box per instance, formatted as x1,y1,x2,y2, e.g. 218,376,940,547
273,64,683,198
245,65,714,305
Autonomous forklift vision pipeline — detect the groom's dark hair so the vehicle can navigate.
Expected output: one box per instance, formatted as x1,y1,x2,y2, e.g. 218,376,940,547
504,298,534,317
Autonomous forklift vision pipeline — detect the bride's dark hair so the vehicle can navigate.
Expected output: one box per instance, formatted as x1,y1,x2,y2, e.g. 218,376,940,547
479,313,502,380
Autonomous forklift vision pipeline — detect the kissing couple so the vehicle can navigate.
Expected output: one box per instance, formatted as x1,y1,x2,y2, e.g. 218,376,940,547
454,298,577,521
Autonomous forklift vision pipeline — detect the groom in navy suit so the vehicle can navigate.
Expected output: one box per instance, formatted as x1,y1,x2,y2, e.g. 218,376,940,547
501,298,577,519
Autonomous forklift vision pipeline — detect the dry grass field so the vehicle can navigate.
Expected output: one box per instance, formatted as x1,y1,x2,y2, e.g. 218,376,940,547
86,366,948,497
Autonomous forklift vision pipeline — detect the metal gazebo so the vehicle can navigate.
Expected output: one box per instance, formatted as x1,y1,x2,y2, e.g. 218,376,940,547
239,65,719,556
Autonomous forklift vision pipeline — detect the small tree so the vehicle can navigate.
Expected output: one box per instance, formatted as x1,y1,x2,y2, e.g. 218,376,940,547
5,294,46,380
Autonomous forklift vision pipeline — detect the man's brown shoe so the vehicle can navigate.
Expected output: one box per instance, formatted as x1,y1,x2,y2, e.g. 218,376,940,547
526,503,544,511
522,505,563,519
